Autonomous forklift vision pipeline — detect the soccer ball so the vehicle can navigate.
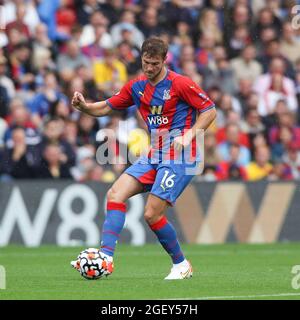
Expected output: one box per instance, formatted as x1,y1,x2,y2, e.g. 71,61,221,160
77,248,108,280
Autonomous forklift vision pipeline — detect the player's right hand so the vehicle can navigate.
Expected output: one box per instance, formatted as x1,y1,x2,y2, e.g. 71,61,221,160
71,91,87,112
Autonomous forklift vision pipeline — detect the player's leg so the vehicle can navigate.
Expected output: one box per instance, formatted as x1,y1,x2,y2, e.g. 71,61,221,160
100,173,144,260
144,194,192,280
71,173,143,274
147,161,198,279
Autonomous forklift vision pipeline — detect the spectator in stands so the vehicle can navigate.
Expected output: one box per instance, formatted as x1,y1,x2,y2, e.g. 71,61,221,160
268,161,292,181
257,73,298,117
280,21,300,66
175,21,193,47
246,145,273,181
270,124,296,161
57,39,89,82
117,41,141,77
55,0,77,38
76,0,102,26
195,31,217,74
224,4,251,49
253,7,282,40
62,119,78,149
28,71,68,125
204,130,222,168
4,99,39,146
235,78,256,115
3,27,24,57
217,123,251,166
250,132,269,158
93,48,127,98
215,94,242,127
243,108,266,144
1,127,39,179
79,10,112,48
66,69,99,103
110,10,144,48
253,57,296,102
32,23,57,62
198,8,223,45
38,117,76,167
99,0,124,27
269,111,300,155
81,23,107,60
257,39,294,78
117,24,141,52
204,57,238,95
231,44,262,83
3,0,40,35
216,144,248,180
282,143,300,180
178,44,196,73
227,24,252,59
5,3,31,38
35,143,72,179
37,0,69,41
77,113,99,147
138,6,162,38
49,97,71,121
181,60,203,86
8,41,35,92
217,110,250,144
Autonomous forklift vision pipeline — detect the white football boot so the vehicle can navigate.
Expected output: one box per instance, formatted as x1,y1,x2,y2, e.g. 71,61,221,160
70,259,80,272
164,260,193,280
100,252,114,276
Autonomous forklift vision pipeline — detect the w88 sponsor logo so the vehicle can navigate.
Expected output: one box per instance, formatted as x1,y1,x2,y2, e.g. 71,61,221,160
147,115,169,125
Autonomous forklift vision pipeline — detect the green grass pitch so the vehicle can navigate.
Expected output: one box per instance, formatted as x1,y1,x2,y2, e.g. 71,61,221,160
1,243,300,300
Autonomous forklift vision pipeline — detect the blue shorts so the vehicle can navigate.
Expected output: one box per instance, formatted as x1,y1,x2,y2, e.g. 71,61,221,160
125,156,199,206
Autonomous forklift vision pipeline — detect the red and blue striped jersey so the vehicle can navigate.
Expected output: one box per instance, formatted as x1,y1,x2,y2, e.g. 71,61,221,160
106,69,215,131
106,70,215,160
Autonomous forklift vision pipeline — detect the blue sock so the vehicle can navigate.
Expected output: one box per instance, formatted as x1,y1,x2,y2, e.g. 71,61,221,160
149,216,185,264
100,201,126,257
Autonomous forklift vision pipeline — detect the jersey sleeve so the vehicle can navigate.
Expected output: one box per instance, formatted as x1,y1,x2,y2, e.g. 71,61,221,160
106,81,134,110
174,76,215,113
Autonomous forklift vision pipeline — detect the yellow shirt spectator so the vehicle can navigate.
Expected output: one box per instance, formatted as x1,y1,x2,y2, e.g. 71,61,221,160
93,50,127,96
246,162,273,181
246,145,273,181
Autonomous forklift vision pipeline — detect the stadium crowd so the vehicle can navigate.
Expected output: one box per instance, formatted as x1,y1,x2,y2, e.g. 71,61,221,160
1,0,300,182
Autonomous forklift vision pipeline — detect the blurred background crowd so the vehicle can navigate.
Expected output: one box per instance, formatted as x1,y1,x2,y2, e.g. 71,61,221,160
1,0,300,182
